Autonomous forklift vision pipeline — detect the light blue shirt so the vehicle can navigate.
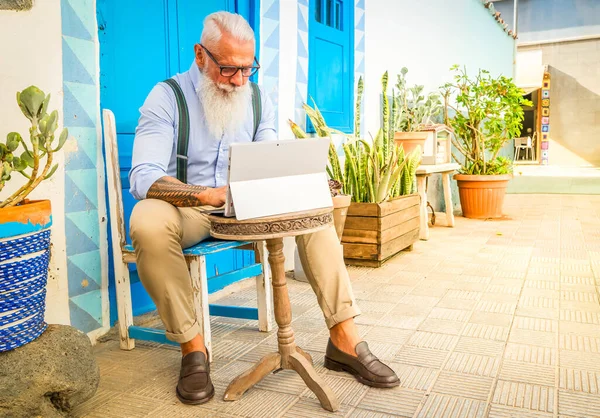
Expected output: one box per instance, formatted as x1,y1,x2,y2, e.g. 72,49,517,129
129,62,277,200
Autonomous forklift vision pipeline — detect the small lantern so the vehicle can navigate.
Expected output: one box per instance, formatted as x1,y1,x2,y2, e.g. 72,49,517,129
419,124,452,165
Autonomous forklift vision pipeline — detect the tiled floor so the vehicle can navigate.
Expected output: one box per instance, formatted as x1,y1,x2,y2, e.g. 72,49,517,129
74,194,600,417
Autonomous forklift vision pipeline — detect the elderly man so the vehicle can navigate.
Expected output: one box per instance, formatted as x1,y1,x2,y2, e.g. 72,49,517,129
129,11,399,405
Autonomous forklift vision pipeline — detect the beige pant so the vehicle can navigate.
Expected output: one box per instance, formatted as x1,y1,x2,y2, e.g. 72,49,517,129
129,199,361,343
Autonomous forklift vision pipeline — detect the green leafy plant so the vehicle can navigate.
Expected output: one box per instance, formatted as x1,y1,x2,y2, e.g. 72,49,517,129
288,73,422,204
0,86,68,208
394,67,443,132
441,66,532,175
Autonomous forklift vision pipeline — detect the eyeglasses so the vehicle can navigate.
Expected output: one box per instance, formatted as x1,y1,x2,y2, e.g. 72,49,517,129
199,44,260,78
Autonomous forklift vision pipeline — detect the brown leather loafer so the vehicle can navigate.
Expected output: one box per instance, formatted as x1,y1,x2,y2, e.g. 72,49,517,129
176,351,214,405
324,339,400,388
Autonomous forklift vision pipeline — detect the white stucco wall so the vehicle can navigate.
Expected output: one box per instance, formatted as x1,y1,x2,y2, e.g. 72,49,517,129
0,0,70,324
363,0,515,213
364,0,515,138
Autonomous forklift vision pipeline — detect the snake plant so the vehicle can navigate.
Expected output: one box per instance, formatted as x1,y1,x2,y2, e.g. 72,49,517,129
288,73,422,204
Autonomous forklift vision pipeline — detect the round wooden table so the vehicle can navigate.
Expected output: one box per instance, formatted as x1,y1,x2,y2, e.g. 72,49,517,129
209,208,340,412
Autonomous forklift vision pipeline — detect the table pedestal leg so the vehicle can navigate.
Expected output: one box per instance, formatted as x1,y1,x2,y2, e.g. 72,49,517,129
417,175,429,240
224,238,339,412
442,172,455,227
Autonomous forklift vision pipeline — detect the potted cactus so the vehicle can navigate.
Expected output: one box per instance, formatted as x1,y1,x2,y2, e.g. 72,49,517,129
393,67,444,155
289,73,422,267
0,86,67,352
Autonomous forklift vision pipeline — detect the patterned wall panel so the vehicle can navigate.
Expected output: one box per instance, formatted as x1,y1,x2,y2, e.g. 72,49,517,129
541,68,551,165
295,0,309,129
61,0,104,333
261,0,280,125
354,0,365,135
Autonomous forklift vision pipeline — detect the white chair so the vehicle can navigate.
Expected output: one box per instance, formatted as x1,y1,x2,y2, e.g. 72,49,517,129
514,135,535,162
102,109,273,361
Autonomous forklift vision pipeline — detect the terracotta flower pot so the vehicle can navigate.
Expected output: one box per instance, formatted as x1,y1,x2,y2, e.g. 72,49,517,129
332,194,352,242
454,174,512,219
394,131,428,155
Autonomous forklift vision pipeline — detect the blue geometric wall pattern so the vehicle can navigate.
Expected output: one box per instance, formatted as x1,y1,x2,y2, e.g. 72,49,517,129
261,0,280,125
355,0,365,132
295,0,309,129
61,0,104,334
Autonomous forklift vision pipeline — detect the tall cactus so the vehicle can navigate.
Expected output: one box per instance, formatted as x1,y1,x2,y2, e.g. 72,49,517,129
288,72,421,203
381,72,390,161
1,86,68,208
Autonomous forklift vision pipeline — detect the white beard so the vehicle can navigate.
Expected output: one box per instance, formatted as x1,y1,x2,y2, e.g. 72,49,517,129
197,73,251,139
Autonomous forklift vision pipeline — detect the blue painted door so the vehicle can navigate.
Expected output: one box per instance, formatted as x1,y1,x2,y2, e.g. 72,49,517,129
97,0,258,322
308,0,353,133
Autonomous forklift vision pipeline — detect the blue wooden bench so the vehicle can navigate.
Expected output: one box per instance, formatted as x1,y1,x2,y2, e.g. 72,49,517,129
102,109,273,360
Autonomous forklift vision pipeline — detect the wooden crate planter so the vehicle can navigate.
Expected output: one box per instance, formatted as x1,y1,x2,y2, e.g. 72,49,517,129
341,194,421,267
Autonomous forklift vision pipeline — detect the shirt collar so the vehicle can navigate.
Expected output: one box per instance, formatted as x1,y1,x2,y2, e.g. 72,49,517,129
190,61,202,93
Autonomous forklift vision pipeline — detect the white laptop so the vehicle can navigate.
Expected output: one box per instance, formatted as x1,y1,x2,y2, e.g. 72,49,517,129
213,137,333,221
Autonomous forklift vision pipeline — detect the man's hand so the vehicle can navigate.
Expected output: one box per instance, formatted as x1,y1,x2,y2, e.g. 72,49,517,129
198,186,228,208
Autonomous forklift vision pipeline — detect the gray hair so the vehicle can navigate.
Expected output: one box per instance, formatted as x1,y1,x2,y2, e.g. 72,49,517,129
200,11,255,46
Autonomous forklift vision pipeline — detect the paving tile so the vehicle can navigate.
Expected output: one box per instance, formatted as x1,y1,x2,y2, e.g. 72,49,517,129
213,337,264,361
454,337,505,356
381,315,426,330
515,306,560,320
469,312,513,328
560,290,599,303
559,367,600,394
392,303,434,317
560,350,600,372
436,298,478,310
147,402,216,417
560,321,600,337
418,318,465,335
443,352,500,377
519,296,560,309
429,307,471,322
357,387,425,417
462,323,509,341
219,388,297,417
514,316,558,332
559,334,600,352
367,342,404,361
432,371,494,400
509,329,556,348
560,309,600,324
389,364,438,391
348,408,404,418
302,374,368,406
415,393,487,418
394,346,449,369
524,280,560,290
498,360,555,386
558,390,600,417
77,393,163,418
492,380,554,414
71,389,122,417
354,312,387,326
486,284,522,295
503,343,557,366
560,300,600,312
254,368,307,395
403,295,442,307
284,398,352,417
407,331,458,351
363,327,413,345
445,290,482,300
